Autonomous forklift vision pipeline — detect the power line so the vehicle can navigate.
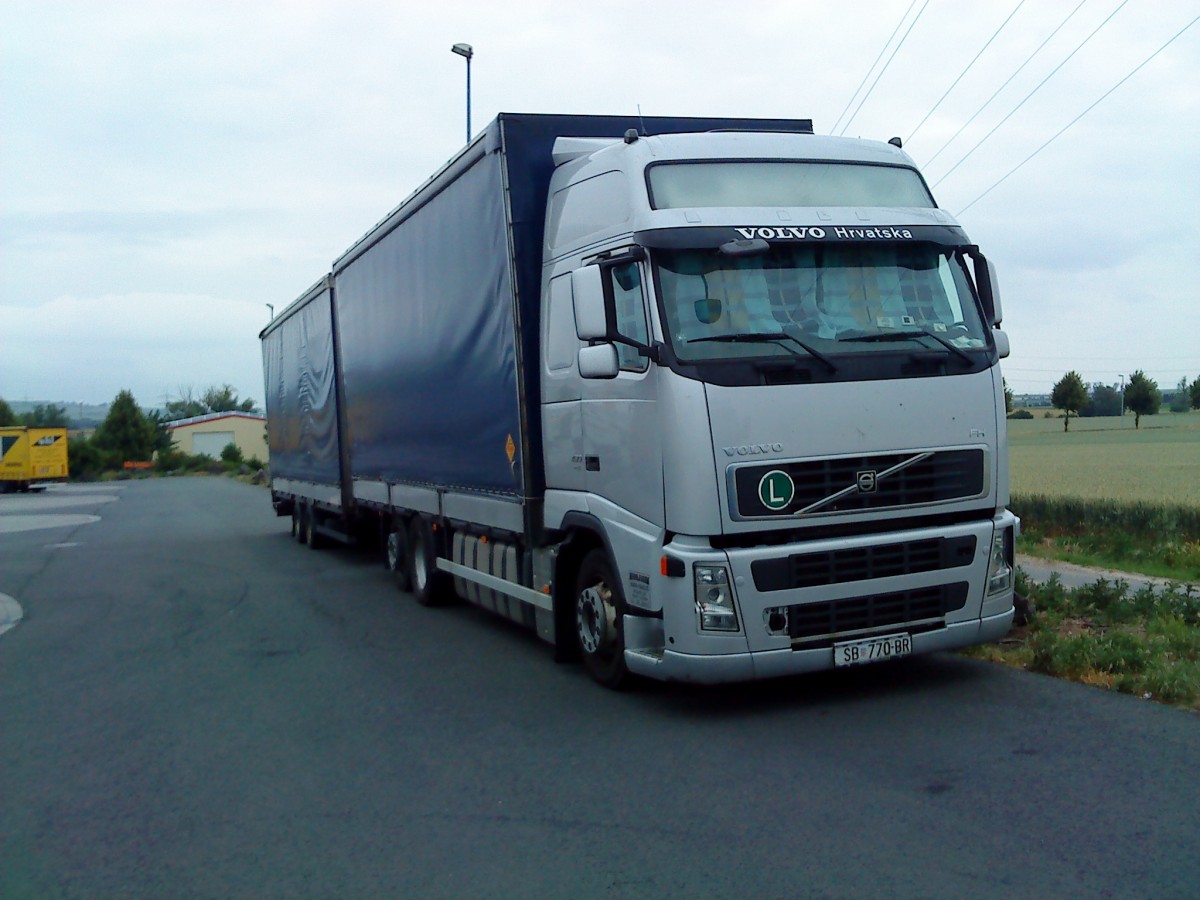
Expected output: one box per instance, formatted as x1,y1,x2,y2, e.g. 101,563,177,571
1009,354,1199,362
839,0,930,136
830,0,919,135
958,12,1200,215
923,0,1090,169
932,0,1131,189
1004,366,1199,375
907,0,1028,145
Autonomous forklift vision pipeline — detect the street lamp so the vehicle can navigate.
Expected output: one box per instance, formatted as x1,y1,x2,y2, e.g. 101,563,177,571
266,303,275,321
451,43,473,144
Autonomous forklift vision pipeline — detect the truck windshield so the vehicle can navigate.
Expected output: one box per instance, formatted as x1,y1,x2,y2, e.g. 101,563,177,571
654,244,989,363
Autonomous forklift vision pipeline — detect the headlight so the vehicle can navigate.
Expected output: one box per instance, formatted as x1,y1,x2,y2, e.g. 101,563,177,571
986,527,1014,596
694,564,739,632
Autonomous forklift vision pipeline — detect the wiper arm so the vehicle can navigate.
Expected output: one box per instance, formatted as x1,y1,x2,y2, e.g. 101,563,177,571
688,331,838,373
839,329,973,365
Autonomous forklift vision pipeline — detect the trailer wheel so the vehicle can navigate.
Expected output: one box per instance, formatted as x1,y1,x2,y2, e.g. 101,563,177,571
575,549,630,689
304,505,323,550
407,518,451,606
386,528,412,593
294,506,308,544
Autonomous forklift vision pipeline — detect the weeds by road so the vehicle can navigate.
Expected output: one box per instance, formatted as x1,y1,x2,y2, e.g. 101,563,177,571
967,571,1200,711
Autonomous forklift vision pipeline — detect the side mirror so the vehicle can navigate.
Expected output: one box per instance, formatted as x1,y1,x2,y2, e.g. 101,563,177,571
578,343,619,379
984,257,1002,326
966,249,1003,327
993,329,1010,359
572,266,608,340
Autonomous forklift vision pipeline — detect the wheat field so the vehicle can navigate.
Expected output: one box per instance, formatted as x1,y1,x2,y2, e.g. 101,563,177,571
1007,410,1200,505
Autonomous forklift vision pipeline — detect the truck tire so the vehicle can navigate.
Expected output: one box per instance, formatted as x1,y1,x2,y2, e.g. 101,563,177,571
407,518,451,606
304,505,323,550
294,506,307,544
386,527,412,593
574,549,630,689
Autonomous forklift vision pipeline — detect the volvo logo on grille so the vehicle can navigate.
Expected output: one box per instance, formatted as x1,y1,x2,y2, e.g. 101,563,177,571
856,470,879,493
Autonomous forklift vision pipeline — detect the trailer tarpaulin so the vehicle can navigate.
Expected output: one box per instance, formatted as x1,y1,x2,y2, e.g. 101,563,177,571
261,281,341,485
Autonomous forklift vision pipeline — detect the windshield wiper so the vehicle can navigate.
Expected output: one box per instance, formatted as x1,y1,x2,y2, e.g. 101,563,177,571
688,332,838,373
839,329,974,365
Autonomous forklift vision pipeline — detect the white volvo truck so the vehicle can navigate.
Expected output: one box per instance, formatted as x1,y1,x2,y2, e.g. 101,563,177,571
261,113,1016,688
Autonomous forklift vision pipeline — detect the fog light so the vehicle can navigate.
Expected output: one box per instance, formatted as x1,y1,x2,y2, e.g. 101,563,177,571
986,527,1013,596
765,607,789,636
694,565,739,632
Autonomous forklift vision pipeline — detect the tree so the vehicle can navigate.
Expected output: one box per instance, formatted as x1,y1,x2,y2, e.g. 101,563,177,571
1123,370,1161,430
92,390,158,464
1192,375,1200,411
1081,382,1122,418
1003,378,1013,415
163,383,256,421
162,386,207,421
19,403,70,427
1050,370,1088,432
145,410,176,456
1168,377,1191,414
203,384,256,413
0,398,16,427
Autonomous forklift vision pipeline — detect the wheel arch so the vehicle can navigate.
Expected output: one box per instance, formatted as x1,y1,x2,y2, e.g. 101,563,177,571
552,512,623,661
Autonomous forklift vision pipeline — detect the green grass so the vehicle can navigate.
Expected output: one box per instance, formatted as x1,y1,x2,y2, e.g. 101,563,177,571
1012,494,1200,583
965,573,1200,711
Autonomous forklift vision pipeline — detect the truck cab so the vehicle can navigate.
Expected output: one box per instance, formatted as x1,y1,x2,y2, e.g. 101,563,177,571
539,128,1016,684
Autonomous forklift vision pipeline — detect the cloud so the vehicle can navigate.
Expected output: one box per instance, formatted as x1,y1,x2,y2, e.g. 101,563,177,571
1,0,1197,402
0,293,267,407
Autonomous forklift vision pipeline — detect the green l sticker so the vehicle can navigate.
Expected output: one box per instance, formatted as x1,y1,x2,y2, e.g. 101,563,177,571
757,470,794,511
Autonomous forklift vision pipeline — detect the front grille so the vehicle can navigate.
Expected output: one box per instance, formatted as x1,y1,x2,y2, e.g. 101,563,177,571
771,582,969,645
752,535,976,591
733,449,985,518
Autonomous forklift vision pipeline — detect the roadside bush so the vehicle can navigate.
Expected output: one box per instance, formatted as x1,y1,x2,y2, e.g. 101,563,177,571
984,574,1200,709
220,442,243,465
156,448,217,475
1007,409,1034,420
68,435,108,481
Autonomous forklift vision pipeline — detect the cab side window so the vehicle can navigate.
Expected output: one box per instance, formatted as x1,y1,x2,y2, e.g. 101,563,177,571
609,261,649,373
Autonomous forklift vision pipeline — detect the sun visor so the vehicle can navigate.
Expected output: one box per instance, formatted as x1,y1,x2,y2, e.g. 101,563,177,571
635,223,971,249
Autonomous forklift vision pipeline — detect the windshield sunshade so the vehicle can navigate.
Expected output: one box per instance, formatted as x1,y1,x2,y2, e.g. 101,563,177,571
655,243,988,363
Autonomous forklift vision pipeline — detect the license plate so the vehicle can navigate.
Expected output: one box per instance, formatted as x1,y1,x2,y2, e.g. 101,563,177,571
833,633,912,667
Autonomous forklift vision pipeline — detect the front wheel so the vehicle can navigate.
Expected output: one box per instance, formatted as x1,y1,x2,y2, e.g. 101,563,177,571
575,549,630,689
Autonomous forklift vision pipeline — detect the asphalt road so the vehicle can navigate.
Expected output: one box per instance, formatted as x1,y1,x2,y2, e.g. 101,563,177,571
1,479,1198,899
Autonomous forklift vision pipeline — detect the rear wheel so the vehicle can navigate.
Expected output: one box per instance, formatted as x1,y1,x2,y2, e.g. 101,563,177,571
294,506,307,544
575,549,630,689
386,527,412,593
304,505,323,550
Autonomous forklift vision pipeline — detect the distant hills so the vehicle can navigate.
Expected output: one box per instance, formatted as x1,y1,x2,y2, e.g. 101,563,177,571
7,400,113,430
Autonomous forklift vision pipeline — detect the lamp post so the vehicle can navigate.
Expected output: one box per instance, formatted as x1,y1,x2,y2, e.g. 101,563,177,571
266,303,274,321
451,43,473,144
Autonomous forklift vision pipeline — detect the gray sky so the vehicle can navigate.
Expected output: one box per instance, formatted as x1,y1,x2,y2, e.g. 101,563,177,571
2,0,1198,408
